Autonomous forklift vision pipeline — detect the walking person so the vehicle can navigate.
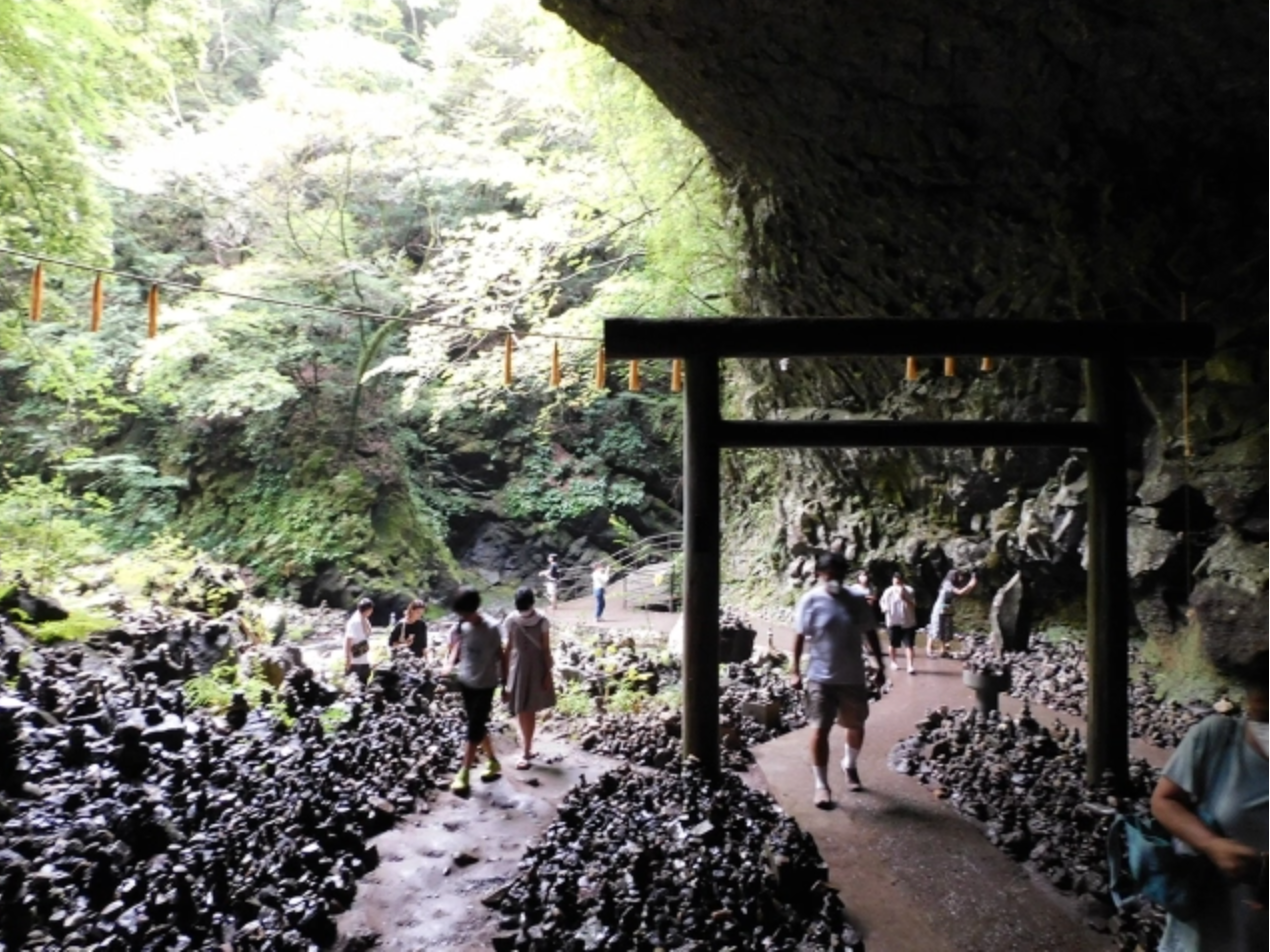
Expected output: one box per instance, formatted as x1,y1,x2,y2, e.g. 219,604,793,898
880,572,918,673
591,561,610,622
1150,649,1267,952
343,597,374,685
927,568,977,658
444,586,505,794
503,586,557,769
388,597,428,658
790,552,886,807
538,554,562,611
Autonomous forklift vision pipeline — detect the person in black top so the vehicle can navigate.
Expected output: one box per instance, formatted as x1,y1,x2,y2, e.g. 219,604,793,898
388,598,428,658
539,554,562,611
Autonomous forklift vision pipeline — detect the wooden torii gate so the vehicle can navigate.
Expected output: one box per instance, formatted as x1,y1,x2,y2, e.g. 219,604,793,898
604,318,1215,785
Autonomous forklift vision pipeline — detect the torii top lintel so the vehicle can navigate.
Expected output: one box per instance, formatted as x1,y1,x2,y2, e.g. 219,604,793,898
603,317,1215,361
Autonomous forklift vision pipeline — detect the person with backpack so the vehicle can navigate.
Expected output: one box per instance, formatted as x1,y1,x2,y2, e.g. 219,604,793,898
1149,650,1267,951
790,552,886,807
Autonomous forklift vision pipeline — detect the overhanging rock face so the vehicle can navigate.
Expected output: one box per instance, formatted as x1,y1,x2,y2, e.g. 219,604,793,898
545,0,1267,657
543,0,1264,322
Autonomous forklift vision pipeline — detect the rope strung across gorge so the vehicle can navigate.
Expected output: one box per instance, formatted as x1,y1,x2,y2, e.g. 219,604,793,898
1,245,603,343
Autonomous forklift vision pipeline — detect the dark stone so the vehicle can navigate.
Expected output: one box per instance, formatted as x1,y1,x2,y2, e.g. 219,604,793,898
988,572,1031,653
16,592,69,624
1192,580,1268,675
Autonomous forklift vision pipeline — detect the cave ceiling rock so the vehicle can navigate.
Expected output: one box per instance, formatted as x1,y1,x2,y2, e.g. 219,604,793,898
547,0,1266,625
543,0,1263,319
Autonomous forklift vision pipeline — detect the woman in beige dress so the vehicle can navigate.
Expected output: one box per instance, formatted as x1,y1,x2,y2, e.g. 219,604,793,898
503,586,556,768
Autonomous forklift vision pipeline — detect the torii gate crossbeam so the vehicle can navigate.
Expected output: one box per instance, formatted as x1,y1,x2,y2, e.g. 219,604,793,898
605,318,1215,786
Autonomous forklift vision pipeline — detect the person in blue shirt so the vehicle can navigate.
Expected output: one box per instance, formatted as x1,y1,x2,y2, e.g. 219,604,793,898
1151,650,1267,951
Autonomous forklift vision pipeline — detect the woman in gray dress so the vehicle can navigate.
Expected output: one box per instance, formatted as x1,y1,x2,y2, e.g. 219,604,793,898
503,586,556,769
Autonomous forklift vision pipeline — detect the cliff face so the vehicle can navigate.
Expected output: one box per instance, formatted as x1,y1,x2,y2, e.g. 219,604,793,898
543,0,1267,656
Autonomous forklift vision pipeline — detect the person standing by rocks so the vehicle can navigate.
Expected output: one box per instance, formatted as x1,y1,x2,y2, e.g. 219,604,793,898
343,597,374,685
503,586,556,769
539,554,562,611
591,561,610,622
444,586,505,794
790,552,886,807
880,571,919,673
1150,650,1267,952
927,568,977,658
388,598,428,658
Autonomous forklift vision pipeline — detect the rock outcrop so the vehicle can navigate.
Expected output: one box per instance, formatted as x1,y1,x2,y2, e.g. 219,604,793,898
543,0,1267,647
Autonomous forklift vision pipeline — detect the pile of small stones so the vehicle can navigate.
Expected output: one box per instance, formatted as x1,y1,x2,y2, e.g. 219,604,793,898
888,705,1164,951
563,631,810,770
491,762,863,951
0,648,464,952
964,638,1229,747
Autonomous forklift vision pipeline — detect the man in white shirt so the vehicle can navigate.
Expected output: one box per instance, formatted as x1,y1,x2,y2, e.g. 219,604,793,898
879,572,918,674
791,552,886,807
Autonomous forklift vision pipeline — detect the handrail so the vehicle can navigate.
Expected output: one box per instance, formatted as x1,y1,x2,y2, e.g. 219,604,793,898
548,531,683,602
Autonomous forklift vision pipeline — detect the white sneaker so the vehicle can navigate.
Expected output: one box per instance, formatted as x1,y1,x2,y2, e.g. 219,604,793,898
889,660,898,671
907,663,915,674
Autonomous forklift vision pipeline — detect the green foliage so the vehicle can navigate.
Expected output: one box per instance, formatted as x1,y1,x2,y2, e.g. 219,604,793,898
183,655,292,719
319,703,351,732
553,679,595,718
1140,621,1224,704
0,471,110,586
1,0,713,596
22,611,117,645
0,0,202,257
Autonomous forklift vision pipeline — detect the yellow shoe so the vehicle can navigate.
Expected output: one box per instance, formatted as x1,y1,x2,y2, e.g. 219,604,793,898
450,767,471,794
481,756,501,782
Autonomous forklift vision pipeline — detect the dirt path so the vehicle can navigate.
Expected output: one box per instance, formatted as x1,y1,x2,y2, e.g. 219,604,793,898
337,602,1166,951
750,653,1167,952
335,724,616,950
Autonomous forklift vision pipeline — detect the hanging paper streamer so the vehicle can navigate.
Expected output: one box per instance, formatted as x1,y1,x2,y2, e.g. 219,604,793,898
628,360,642,392
943,356,956,377
90,273,104,332
670,358,683,393
905,356,918,381
503,335,514,386
550,342,562,388
980,356,995,372
147,285,160,339
594,346,606,390
30,264,44,322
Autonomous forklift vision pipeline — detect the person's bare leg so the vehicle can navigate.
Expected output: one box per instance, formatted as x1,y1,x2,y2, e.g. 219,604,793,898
517,711,535,760
810,726,833,805
906,644,915,672
842,726,865,789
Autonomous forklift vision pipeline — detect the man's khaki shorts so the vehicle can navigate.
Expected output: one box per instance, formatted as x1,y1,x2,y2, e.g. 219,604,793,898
806,681,870,731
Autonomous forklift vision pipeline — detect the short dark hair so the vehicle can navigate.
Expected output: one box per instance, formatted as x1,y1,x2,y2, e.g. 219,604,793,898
357,597,374,612
548,553,557,561
408,598,426,611
815,552,847,579
892,571,904,581
514,587,536,611
451,586,481,614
